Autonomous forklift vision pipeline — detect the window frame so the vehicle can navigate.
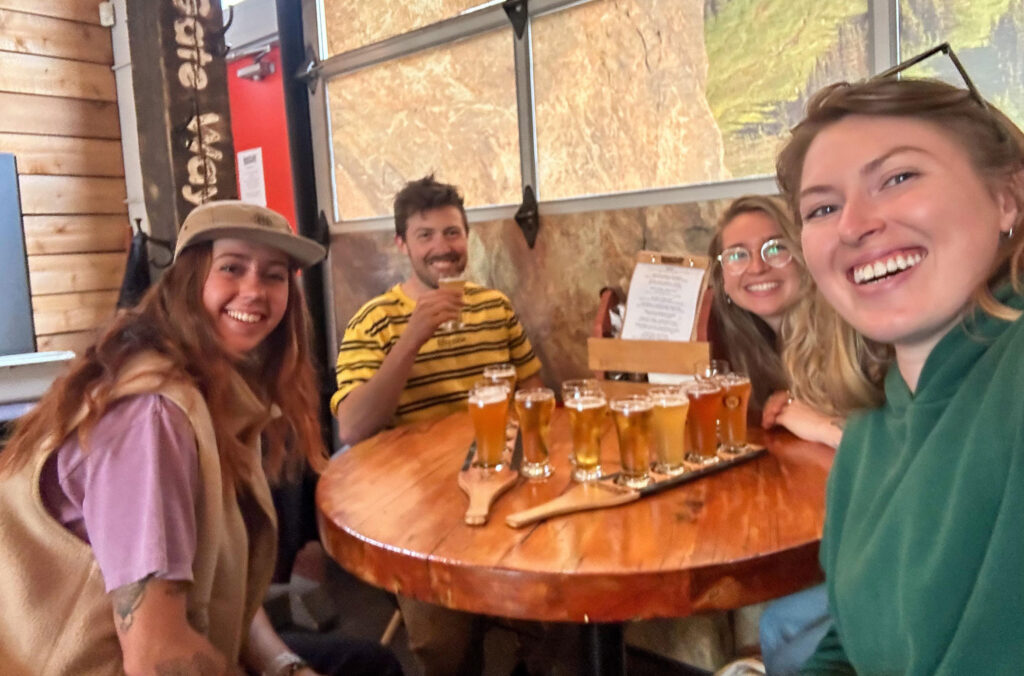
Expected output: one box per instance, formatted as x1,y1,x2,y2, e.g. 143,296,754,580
303,0,899,234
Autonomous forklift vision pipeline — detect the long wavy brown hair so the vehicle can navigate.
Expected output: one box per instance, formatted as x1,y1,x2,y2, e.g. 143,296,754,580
0,243,328,488
707,195,805,409
776,77,1024,415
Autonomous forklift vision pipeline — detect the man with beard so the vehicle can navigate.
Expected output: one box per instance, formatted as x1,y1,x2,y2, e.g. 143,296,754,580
331,176,543,676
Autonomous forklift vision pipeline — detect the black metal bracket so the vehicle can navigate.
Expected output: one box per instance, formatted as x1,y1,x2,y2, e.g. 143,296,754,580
502,0,528,39
295,45,322,95
515,185,540,248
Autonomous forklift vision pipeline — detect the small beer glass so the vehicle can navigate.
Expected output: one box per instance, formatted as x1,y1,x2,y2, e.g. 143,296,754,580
648,385,689,475
684,380,722,464
513,387,555,479
468,380,510,469
610,395,654,489
694,359,731,382
437,274,466,332
562,381,607,482
483,363,517,405
718,373,752,454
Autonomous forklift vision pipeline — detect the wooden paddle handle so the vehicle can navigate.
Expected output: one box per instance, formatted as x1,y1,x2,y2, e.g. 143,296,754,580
459,471,518,526
505,483,640,528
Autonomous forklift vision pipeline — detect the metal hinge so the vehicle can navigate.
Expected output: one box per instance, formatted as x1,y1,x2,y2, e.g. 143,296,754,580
295,46,322,95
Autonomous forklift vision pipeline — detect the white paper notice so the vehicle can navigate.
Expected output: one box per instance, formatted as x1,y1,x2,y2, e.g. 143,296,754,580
620,262,706,341
237,147,267,207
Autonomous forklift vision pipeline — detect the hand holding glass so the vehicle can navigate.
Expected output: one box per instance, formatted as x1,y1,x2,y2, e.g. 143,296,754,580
437,274,465,332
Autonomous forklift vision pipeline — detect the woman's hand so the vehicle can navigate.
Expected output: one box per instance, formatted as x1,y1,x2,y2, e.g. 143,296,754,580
762,390,844,449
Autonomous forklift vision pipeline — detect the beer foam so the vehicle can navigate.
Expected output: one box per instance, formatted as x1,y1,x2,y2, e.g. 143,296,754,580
469,386,508,406
517,389,553,403
567,395,605,410
610,399,653,414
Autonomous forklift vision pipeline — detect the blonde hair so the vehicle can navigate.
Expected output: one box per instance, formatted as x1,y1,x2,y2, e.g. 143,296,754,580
708,195,804,409
776,77,1024,415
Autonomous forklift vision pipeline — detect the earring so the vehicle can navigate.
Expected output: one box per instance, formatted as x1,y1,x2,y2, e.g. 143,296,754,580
725,295,733,305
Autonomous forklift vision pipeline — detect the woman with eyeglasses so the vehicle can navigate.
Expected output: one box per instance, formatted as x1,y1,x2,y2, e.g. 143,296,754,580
776,65,1024,672
708,195,844,448
706,196,842,674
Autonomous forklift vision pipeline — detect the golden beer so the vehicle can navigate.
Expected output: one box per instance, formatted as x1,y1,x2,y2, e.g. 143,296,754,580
513,387,555,479
648,386,689,475
483,363,517,409
719,374,752,453
438,276,465,332
610,395,654,488
565,393,607,482
685,381,722,459
468,382,510,468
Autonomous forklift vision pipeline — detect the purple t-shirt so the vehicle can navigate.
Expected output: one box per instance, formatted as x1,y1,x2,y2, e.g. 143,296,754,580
39,394,199,592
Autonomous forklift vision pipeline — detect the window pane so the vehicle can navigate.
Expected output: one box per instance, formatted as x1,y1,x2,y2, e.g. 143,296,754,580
327,29,520,220
322,1,491,56
899,0,1024,129
532,0,869,201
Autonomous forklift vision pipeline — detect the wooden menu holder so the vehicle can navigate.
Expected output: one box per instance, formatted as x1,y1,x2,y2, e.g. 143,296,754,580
589,250,712,394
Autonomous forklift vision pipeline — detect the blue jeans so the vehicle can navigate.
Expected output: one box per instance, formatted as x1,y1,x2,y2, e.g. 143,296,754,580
759,584,830,675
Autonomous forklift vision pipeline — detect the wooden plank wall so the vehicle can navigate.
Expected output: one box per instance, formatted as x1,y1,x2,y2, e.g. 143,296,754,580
0,1,127,353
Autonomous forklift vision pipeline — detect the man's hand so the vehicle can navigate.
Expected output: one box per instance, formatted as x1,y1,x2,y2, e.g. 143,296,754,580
402,287,463,346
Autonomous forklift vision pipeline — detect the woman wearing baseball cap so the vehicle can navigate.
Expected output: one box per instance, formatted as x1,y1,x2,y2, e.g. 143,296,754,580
0,202,399,676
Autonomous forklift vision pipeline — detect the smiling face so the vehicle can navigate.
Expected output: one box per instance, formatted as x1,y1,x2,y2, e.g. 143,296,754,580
397,205,469,295
798,114,1018,359
720,210,803,331
202,238,291,357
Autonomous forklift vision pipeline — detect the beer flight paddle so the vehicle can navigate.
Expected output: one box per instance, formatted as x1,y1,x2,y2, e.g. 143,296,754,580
504,445,766,529
457,430,524,525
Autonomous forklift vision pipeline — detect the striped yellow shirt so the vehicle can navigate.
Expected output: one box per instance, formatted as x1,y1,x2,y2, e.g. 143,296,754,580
331,282,541,426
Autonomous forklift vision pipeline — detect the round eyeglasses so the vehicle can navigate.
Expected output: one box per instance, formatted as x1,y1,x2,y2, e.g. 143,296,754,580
717,238,793,276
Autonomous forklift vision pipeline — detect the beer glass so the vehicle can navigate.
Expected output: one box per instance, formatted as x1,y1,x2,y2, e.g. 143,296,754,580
513,387,555,479
560,378,601,401
437,274,465,332
694,359,730,382
610,395,654,489
563,383,607,482
718,373,752,453
684,380,722,462
468,380,510,469
483,363,517,407
648,385,689,475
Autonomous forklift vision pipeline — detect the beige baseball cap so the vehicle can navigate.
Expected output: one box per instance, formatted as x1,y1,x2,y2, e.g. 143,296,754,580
174,200,326,267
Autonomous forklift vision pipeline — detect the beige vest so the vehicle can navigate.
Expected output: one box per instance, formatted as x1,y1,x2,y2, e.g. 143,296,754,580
0,354,278,675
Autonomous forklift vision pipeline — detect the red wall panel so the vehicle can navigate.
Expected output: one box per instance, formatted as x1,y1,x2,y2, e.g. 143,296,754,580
226,45,298,229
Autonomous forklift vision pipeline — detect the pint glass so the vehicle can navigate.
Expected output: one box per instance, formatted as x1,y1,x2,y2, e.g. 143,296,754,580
648,385,689,475
437,275,465,332
719,373,752,453
483,363,517,408
685,380,722,461
563,384,607,482
610,395,654,489
513,387,555,479
468,380,510,468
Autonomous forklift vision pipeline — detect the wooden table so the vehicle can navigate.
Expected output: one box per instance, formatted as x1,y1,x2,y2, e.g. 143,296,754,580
317,408,833,673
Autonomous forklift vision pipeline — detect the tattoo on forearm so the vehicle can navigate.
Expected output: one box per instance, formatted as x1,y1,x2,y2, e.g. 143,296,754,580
111,574,155,633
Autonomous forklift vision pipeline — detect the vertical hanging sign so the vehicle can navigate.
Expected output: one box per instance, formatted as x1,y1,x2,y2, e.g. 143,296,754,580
162,0,237,216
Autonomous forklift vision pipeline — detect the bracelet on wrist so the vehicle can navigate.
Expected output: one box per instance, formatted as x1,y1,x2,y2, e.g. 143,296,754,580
265,651,308,676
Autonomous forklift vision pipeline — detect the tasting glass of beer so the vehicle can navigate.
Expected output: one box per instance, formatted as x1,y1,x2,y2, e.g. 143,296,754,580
562,381,607,482
483,363,517,406
718,372,752,453
437,274,466,332
694,359,731,382
684,380,723,462
468,380,511,469
648,385,689,475
610,395,655,489
513,387,555,479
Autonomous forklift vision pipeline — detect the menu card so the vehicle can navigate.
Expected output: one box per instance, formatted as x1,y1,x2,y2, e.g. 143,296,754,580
620,261,706,341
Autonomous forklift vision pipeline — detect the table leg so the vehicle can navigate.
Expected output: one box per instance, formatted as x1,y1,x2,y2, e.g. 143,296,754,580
580,622,625,676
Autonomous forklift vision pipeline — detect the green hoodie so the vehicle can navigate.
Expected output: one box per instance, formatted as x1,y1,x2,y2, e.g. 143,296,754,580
802,289,1024,675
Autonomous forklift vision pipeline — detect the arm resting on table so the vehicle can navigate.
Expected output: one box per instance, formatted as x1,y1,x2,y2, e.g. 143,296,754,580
112,576,241,676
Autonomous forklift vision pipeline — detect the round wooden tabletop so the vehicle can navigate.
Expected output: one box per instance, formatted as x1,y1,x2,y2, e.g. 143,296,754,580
317,408,833,623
